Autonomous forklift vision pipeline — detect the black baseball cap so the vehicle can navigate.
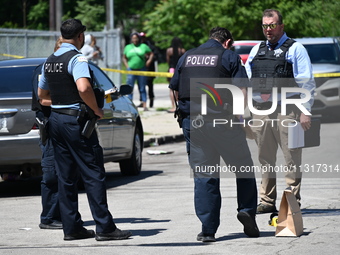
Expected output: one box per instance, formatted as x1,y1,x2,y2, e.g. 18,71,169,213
60,19,86,39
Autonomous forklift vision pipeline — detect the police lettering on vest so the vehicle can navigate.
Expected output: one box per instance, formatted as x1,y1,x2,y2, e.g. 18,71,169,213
178,47,230,101
45,50,84,105
185,55,218,67
44,62,63,73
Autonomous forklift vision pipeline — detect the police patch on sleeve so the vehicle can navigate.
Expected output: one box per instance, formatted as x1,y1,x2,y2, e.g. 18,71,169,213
77,56,88,62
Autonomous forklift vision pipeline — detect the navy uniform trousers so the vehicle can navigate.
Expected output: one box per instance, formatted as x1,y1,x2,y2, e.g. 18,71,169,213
39,136,61,224
49,111,116,235
182,116,258,234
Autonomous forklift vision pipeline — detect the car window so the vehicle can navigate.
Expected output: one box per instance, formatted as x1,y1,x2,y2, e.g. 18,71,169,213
303,44,339,64
0,66,36,93
89,64,115,91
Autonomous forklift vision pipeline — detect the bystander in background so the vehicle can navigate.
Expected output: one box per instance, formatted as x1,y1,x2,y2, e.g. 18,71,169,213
140,32,159,108
166,37,185,113
123,32,154,111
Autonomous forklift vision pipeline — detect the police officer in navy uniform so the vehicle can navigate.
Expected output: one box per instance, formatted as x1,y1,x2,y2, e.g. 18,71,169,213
169,27,259,242
38,19,131,241
32,71,62,230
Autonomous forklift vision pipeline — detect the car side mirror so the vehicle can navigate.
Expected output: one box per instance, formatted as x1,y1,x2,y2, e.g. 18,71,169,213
119,84,133,95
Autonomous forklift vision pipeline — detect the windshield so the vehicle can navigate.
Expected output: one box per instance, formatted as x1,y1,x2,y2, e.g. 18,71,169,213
303,43,340,64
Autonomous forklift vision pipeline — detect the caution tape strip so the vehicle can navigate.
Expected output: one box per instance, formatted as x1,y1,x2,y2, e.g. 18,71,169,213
101,68,173,78
313,73,340,78
2,53,340,78
1,53,25,59
0,53,173,77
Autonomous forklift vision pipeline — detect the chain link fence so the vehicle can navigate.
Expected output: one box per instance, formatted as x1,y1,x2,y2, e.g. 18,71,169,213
0,28,122,86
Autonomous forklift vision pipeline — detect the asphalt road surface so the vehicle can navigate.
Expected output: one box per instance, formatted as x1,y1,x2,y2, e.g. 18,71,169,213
0,121,339,255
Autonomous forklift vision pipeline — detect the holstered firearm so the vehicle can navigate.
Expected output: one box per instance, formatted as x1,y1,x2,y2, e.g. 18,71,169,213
172,90,183,128
174,107,183,128
35,116,49,145
81,87,104,139
81,106,98,139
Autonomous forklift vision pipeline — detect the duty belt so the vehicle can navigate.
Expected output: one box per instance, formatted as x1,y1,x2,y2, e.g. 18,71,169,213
252,101,274,110
253,94,301,110
52,108,80,116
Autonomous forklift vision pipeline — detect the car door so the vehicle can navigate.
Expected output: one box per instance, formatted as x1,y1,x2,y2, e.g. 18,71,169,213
89,64,134,160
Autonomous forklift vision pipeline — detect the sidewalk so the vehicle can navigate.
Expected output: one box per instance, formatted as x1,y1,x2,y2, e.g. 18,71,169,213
131,84,184,147
140,109,184,147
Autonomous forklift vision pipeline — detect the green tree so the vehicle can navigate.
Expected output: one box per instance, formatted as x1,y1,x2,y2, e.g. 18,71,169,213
0,0,39,29
27,0,49,30
1,0,339,41
144,0,340,50
277,0,340,37
114,0,160,42
143,0,211,50
73,0,106,31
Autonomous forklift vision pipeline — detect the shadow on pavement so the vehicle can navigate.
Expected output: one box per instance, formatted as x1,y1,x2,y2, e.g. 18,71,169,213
319,115,340,123
0,176,42,197
83,217,171,227
0,170,163,197
104,170,163,190
83,217,170,238
220,230,311,240
138,242,209,247
302,208,340,217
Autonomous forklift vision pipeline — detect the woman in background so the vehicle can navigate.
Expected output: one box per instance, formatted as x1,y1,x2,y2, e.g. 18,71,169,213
123,32,154,111
166,37,185,113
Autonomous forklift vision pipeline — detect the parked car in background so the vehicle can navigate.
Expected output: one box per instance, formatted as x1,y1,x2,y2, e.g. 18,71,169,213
0,58,143,179
294,37,340,119
231,40,262,64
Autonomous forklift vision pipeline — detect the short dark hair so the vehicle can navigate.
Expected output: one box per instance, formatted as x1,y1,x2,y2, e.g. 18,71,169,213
60,19,86,39
209,27,234,47
263,9,283,25
130,32,141,41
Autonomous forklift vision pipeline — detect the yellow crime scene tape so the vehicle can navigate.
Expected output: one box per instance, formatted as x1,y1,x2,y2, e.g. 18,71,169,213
313,73,340,78
3,52,340,78
1,53,174,78
1,53,25,59
101,68,173,78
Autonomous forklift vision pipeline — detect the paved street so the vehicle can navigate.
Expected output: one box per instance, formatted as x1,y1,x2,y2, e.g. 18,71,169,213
0,84,340,254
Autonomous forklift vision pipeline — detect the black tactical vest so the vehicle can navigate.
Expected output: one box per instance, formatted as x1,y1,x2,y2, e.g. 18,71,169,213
250,38,297,93
178,46,233,112
32,65,51,117
44,50,84,105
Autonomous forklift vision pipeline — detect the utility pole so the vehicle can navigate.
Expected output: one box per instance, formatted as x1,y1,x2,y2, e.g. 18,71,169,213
106,0,114,30
49,0,62,31
49,0,55,31
56,0,63,31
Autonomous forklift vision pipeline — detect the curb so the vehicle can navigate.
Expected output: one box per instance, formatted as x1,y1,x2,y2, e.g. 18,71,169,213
143,134,185,148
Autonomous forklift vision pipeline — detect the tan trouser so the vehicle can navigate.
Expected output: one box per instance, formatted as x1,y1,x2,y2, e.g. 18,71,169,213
252,104,302,206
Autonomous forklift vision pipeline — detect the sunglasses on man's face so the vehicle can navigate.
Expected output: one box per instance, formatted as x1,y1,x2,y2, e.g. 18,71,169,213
262,23,280,30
